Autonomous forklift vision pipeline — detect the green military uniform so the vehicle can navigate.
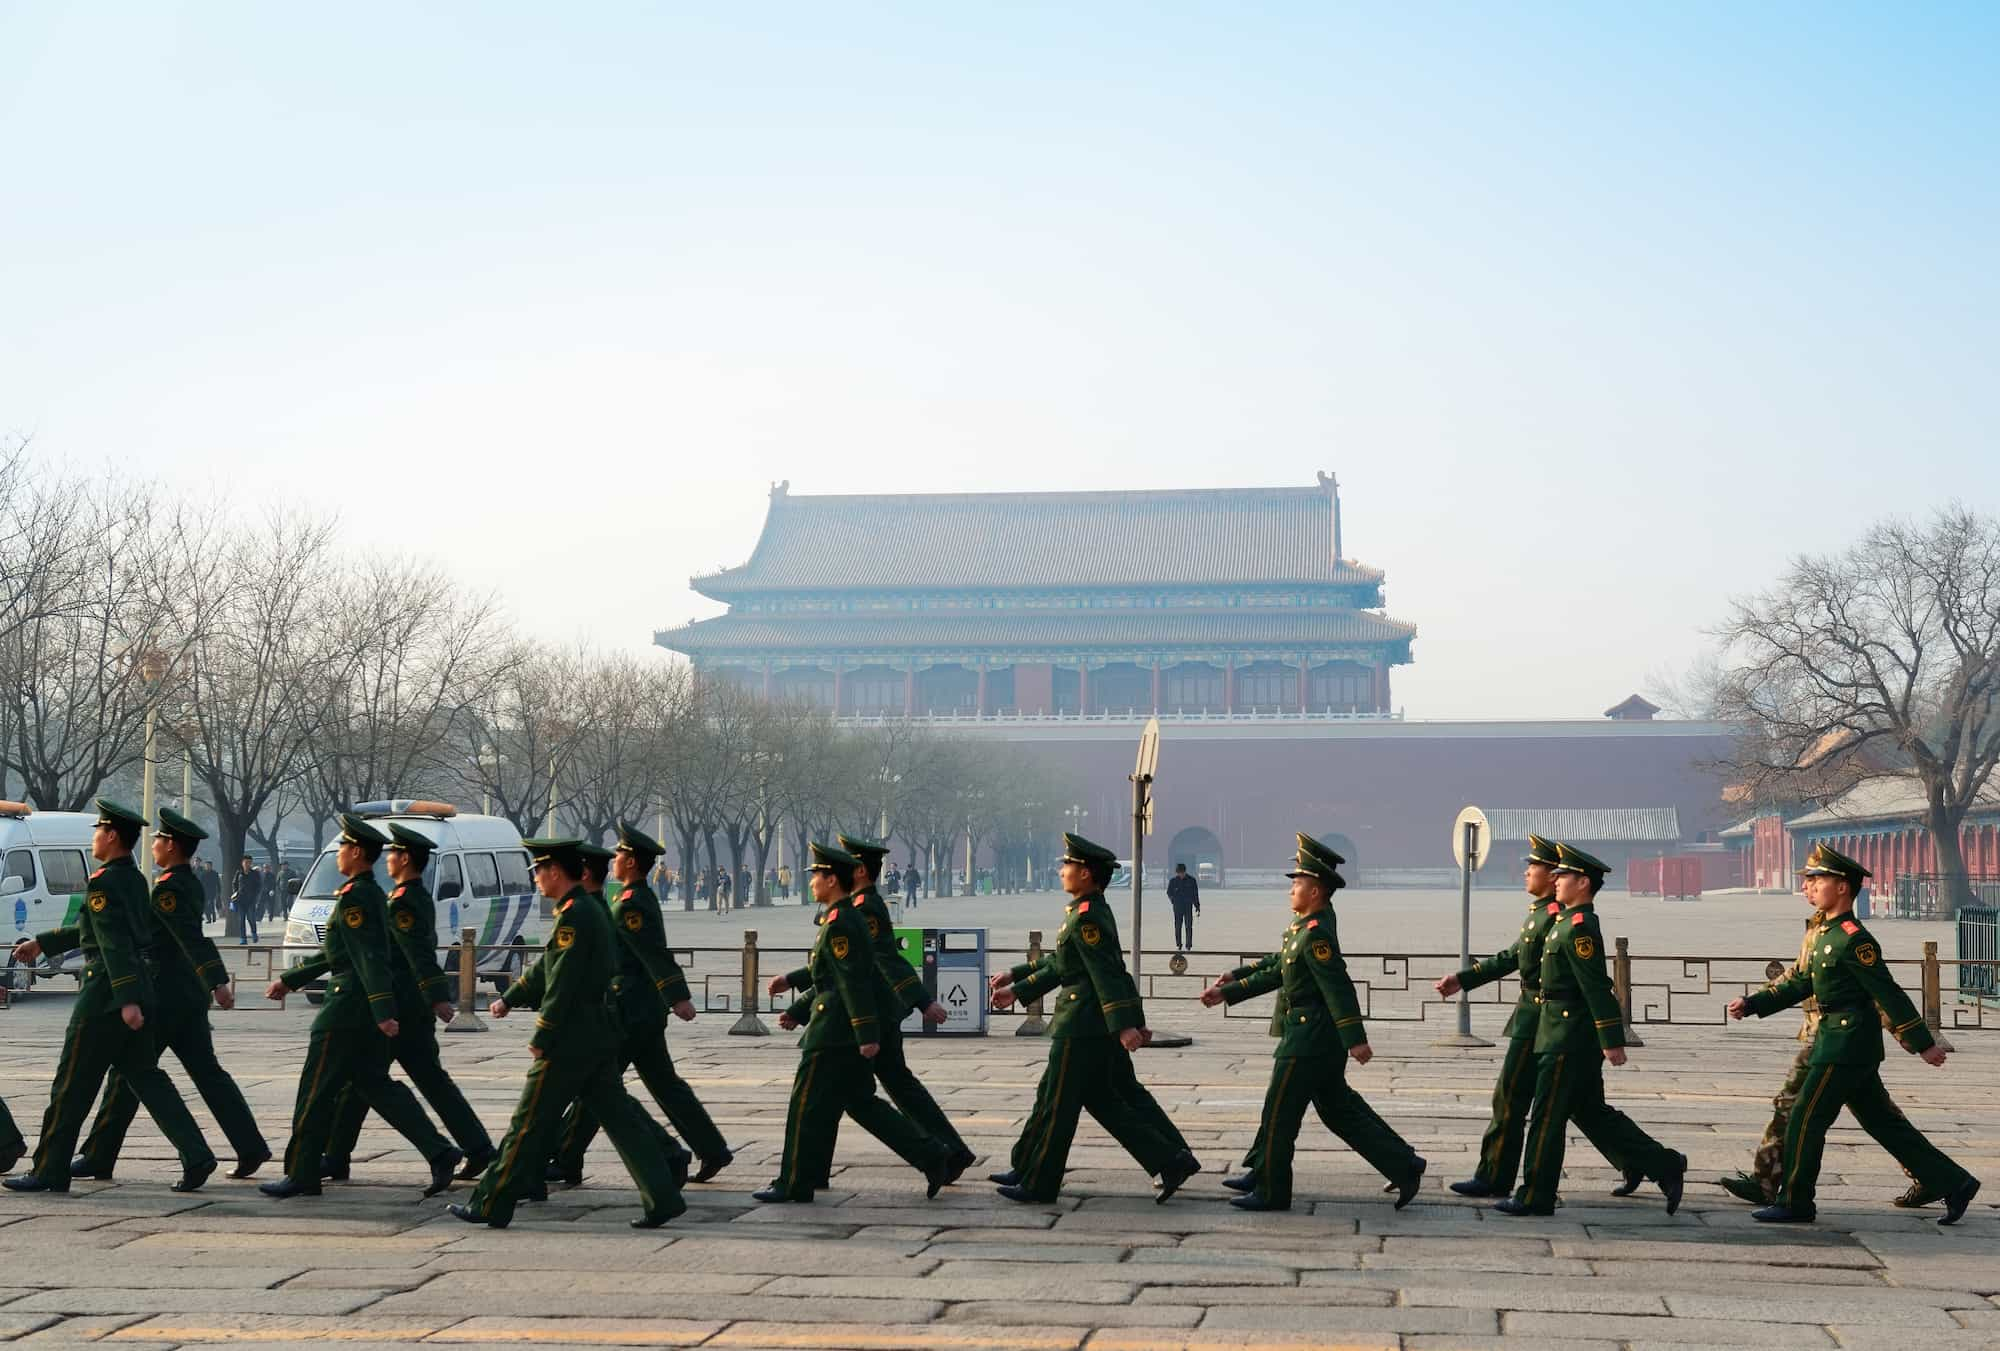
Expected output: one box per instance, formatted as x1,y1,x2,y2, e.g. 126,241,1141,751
1721,911,1831,1205
74,808,268,1179
323,824,491,1178
264,815,455,1197
1505,843,1683,1216
999,834,1192,1204
801,833,971,1180
1739,843,1977,1223
1216,836,1422,1210
0,1097,21,1171
758,842,948,1203
4,800,216,1194
457,838,683,1228
552,824,727,1180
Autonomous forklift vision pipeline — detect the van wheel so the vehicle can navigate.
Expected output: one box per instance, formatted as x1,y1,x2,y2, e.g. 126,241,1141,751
0,955,27,992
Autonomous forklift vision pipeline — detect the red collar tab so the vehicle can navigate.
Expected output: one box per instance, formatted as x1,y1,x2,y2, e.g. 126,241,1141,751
90,867,106,880
158,869,175,882
1306,918,1319,929
1841,919,1861,935
1546,902,1560,915
338,882,353,896
1570,911,1586,925
1077,900,1090,913
392,885,406,899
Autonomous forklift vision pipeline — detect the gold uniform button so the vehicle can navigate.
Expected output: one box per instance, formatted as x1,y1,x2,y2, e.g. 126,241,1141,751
1562,1010,1571,1018
815,1002,825,1012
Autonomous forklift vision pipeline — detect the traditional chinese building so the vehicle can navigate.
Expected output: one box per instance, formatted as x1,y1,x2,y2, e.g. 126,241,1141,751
655,474,1415,718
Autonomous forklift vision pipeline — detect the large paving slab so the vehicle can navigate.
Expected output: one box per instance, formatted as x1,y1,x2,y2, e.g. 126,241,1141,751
0,904,1992,1348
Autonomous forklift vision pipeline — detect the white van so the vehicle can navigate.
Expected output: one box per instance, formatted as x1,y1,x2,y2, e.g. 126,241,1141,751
282,801,544,996
0,804,99,989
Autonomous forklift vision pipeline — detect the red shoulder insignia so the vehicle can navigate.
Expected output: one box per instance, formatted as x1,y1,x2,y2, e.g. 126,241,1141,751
1570,911,1585,925
1841,920,1860,935
90,867,106,880
827,906,841,919
1306,918,1319,929
158,870,175,882
338,882,353,895
392,886,406,899
1077,900,1090,913
1547,902,1560,914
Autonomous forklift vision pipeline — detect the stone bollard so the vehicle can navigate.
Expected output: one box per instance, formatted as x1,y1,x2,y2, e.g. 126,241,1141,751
1016,929,1047,1037
731,929,771,1036
444,926,486,1033
1614,936,1644,1048
1922,940,1942,1031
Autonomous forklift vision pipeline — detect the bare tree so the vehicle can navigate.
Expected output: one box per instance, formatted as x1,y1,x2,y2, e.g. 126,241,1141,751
453,644,593,837
1713,504,2000,914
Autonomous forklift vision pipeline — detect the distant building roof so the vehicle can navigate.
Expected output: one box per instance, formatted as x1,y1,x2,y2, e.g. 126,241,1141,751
1787,774,2000,830
692,482,1383,597
1604,694,1661,721
1484,808,1683,842
658,607,1418,658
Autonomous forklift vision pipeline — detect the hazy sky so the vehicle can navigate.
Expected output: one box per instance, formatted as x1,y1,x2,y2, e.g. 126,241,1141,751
4,3,1994,718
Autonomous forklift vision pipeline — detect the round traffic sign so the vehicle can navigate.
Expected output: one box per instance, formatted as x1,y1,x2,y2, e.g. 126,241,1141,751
1452,806,1491,871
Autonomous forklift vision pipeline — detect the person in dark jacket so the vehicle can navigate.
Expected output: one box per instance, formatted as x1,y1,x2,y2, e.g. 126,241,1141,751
231,857,262,944
1166,864,1201,952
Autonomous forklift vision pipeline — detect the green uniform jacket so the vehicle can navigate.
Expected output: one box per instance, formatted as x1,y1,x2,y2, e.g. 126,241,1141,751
1223,953,1286,1036
36,854,155,1017
780,901,884,1049
851,885,928,1016
279,874,400,1032
1742,914,1934,1064
1531,902,1626,1053
1458,896,1564,1039
1007,892,1145,1039
607,880,691,1026
1216,906,1369,1055
500,885,617,1058
146,864,231,1000
385,878,454,1008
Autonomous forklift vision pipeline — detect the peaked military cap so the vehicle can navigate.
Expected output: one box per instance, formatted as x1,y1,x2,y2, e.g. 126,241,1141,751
156,806,209,844
1551,841,1612,880
336,812,389,848
1799,841,1870,888
522,836,583,873
837,833,891,869
808,840,859,874
95,798,146,833
614,821,665,862
1523,833,1561,866
1285,833,1346,891
384,822,436,856
577,841,615,866
1060,832,1117,868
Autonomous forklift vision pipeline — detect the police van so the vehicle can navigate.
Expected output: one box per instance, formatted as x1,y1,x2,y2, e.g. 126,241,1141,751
282,801,543,995
0,803,99,989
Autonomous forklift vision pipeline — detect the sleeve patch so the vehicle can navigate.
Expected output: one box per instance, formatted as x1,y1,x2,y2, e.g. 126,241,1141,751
553,926,575,948
88,893,107,913
1854,942,1878,966
830,934,849,959
394,910,415,931
1310,938,1332,961
1574,936,1595,960
342,907,364,928
623,910,644,932
158,895,177,913
1079,922,1102,946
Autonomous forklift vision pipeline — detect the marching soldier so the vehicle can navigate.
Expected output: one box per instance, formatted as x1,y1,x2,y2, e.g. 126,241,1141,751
3,799,217,1194
550,823,728,1187
260,814,462,1199
1200,834,1425,1211
755,842,952,1203
1431,833,1640,1200
1728,842,1980,1225
452,837,685,1229
1497,843,1686,1217
319,823,493,1185
70,807,270,1182
811,832,975,1179
988,833,1200,1205
1718,892,1834,1206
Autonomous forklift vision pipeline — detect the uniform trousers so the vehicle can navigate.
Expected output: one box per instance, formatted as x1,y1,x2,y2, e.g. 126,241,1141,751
773,1046,946,1201
29,1010,215,1189
1010,1034,1189,1175
1014,1037,1181,1201
465,1046,684,1226
279,1024,450,1185
1778,1062,1970,1217
553,1020,723,1173
811,1020,965,1185
78,978,266,1171
0,1095,24,1158
1252,1053,1419,1207
324,1005,491,1166
1513,1050,1674,1213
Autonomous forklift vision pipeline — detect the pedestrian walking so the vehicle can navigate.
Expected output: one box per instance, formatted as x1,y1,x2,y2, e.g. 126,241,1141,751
231,857,261,944
1166,863,1200,952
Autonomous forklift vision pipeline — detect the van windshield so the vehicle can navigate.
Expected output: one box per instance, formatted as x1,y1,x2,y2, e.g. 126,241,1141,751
297,850,390,900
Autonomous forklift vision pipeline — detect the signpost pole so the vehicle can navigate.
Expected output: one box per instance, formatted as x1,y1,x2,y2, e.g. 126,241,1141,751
1132,717,1187,1048
1433,808,1495,1048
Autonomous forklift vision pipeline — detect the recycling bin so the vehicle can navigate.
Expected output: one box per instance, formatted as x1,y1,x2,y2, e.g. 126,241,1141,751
892,926,989,1035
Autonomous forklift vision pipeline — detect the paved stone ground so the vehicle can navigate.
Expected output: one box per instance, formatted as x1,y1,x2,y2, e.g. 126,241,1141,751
0,920,1994,1351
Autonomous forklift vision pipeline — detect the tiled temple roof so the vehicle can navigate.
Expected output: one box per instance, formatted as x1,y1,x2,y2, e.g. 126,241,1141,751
692,482,1381,598
657,607,1417,658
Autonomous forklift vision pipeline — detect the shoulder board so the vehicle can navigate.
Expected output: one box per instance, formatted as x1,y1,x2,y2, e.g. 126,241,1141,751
90,867,106,880
392,885,406,899
557,896,573,912
1841,920,1860,935
157,869,175,882
338,882,353,895
1570,911,1585,925
1077,900,1090,913
1306,918,1319,929
1546,902,1560,914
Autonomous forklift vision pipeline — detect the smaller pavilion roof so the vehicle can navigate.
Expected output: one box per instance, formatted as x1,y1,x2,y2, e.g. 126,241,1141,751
1787,774,2000,830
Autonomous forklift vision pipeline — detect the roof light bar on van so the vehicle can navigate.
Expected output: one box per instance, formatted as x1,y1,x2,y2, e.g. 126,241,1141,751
351,800,459,819
0,800,32,818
